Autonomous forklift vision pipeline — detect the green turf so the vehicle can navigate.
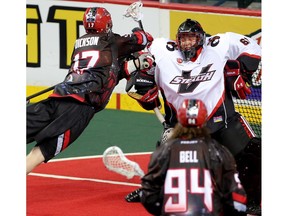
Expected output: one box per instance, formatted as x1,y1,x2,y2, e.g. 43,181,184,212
26,109,163,158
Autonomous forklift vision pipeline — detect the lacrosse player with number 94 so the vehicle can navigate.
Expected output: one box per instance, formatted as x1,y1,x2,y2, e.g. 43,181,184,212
141,98,248,216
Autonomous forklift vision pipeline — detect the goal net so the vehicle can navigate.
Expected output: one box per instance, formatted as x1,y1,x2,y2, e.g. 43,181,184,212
234,62,262,137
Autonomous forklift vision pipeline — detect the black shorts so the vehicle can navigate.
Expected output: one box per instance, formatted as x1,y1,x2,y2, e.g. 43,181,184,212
27,97,95,162
210,112,257,156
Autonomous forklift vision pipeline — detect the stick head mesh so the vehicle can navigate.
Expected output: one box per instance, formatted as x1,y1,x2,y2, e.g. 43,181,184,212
123,1,143,22
103,146,144,179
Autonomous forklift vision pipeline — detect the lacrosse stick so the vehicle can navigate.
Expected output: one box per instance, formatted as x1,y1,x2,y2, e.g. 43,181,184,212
123,1,144,30
124,1,165,124
26,83,60,104
103,146,145,179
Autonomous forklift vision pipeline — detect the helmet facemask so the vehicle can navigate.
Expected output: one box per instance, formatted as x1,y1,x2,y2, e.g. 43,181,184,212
177,32,205,61
176,19,206,61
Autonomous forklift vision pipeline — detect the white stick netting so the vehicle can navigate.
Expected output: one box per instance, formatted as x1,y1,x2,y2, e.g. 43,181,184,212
103,146,144,179
123,1,143,22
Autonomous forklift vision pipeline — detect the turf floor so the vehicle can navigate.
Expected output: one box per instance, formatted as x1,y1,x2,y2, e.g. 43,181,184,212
26,109,163,158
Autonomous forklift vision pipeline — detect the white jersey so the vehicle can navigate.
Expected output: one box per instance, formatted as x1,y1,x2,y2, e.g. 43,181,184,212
148,32,261,118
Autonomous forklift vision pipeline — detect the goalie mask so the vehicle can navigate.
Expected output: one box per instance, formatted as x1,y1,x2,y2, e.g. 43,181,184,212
83,7,113,34
177,99,207,127
176,19,206,61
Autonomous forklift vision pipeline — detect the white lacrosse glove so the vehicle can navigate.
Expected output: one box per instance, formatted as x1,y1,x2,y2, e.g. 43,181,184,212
124,51,155,75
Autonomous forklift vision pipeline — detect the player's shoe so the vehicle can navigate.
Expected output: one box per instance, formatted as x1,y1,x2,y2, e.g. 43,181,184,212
125,188,142,202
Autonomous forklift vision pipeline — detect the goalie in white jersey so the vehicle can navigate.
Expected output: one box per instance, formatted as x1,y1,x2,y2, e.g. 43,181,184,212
125,19,261,215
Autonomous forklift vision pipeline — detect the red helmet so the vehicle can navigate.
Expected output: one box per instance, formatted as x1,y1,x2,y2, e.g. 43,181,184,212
83,7,113,33
177,99,207,127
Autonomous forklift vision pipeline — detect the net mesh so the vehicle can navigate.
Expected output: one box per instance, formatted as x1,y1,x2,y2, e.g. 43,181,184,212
234,87,261,137
234,62,262,137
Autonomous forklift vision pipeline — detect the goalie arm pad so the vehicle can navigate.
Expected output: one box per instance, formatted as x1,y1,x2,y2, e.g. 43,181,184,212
224,60,251,99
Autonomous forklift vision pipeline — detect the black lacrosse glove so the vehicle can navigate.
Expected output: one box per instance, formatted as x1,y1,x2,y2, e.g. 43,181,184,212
225,60,251,99
126,70,160,111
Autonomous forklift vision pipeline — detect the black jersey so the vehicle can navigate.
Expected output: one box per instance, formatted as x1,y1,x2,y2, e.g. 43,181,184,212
50,32,145,112
27,31,146,162
141,137,247,216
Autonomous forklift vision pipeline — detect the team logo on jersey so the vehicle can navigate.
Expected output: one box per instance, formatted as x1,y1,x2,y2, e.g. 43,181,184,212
177,58,183,64
170,63,215,93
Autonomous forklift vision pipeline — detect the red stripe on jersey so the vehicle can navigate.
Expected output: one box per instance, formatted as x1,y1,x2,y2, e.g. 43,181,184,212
49,93,86,102
62,130,71,151
232,192,247,204
191,47,203,62
239,115,256,138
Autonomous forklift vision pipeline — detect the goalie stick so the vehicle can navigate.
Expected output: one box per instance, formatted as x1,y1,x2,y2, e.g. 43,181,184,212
124,1,165,124
103,146,144,179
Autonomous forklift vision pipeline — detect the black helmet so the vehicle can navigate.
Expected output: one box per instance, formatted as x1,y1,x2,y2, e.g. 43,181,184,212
176,19,206,61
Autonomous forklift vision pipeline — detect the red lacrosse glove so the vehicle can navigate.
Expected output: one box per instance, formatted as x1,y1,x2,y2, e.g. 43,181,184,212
128,86,159,103
128,86,160,111
225,60,251,99
132,28,154,47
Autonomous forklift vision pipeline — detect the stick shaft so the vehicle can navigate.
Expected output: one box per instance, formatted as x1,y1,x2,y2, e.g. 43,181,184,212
125,2,165,125
26,84,57,101
136,11,165,125
153,107,165,124
138,20,144,30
